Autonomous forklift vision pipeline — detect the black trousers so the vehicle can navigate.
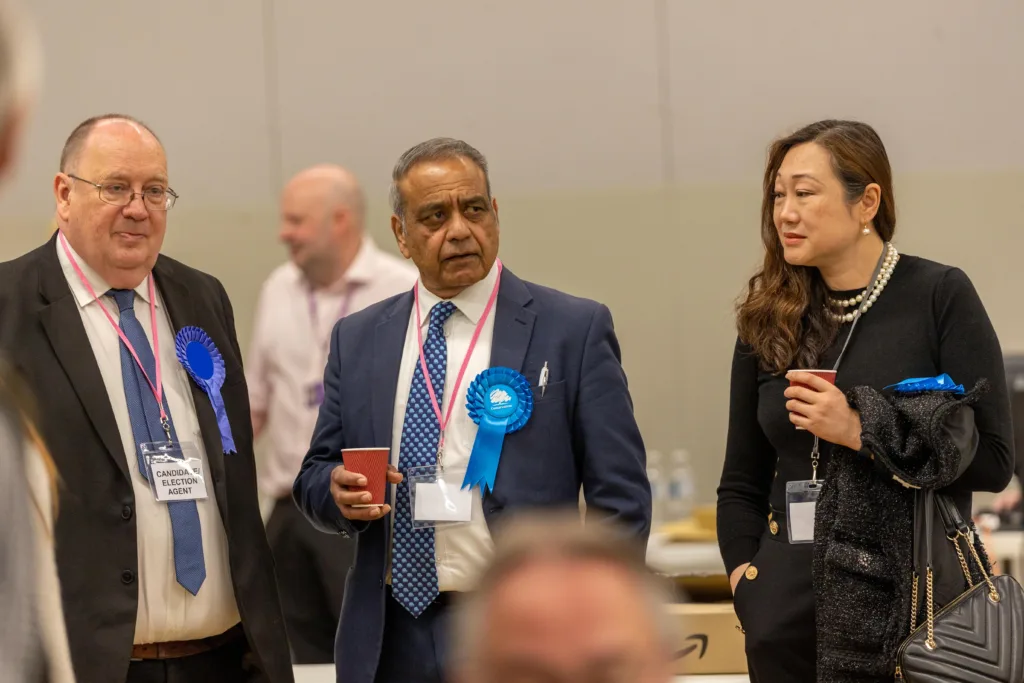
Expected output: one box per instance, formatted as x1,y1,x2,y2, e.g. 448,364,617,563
126,628,254,683
373,589,456,683
733,528,817,682
266,495,355,664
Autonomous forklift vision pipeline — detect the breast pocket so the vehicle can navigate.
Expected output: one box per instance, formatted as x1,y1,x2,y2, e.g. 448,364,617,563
531,379,567,405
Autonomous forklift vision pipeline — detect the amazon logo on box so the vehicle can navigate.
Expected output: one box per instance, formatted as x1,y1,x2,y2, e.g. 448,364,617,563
666,603,748,675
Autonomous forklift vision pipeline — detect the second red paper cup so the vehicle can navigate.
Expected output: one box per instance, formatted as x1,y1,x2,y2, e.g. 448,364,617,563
342,447,389,507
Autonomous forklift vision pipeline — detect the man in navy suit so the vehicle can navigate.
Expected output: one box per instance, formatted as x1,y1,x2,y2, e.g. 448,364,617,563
292,137,651,683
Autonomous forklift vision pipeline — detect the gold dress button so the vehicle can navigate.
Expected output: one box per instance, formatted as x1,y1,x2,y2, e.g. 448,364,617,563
769,520,779,535
745,565,759,581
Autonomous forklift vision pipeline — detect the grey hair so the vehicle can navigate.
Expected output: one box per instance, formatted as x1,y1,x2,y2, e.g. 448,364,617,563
0,0,41,130
449,512,679,677
388,137,492,225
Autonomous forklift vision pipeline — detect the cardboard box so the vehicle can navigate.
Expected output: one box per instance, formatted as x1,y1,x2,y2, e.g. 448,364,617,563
667,602,748,675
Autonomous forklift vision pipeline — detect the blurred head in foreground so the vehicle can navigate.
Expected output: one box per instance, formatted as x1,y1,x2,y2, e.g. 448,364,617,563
449,513,677,683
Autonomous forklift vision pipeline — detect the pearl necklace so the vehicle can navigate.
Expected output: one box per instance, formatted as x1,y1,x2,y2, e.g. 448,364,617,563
826,243,899,323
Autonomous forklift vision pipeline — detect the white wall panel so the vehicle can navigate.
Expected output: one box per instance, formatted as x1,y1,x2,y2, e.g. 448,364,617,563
667,0,1024,182
272,1,665,199
0,0,275,216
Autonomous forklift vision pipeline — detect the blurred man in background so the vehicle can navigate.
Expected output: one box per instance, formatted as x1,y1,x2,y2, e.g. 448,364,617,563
247,164,415,663
448,514,676,683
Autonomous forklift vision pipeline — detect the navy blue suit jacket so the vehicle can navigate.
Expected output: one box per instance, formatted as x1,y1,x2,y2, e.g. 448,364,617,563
292,268,650,683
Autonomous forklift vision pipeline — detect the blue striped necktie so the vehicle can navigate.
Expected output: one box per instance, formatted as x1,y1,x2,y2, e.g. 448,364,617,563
109,288,206,595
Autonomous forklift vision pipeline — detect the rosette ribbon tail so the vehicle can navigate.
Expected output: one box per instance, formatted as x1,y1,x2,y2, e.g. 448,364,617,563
463,412,509,495
207,386,237,454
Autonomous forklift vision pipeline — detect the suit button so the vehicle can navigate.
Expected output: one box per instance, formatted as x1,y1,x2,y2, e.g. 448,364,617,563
121,569,135,585
378,579,383,588
745,566,759,581
769,520,778,535
121,505,133,521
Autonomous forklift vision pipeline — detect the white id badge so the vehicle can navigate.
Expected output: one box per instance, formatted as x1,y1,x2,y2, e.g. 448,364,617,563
407,465,473,529
140,442,209,503
785,479,823,544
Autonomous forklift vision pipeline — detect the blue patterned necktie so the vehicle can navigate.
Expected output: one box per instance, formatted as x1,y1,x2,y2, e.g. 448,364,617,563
109,289,206,596
392,300,456,616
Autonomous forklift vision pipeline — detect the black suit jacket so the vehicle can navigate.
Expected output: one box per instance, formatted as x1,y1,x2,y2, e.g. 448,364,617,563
0,234,293,683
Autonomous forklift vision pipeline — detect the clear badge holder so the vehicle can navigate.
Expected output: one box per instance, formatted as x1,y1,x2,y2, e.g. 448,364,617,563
785,479,822,544
406,464,473,529
140,441,208,503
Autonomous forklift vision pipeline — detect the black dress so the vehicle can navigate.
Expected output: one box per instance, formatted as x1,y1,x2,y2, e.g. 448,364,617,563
716,255,1014,682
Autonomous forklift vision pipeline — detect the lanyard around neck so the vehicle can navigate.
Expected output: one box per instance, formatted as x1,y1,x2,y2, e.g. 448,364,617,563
413,259,502,455
58,231,170,437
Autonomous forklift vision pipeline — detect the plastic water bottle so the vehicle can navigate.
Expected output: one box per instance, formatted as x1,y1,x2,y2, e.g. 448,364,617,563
647,450,665,528
666,449,696,521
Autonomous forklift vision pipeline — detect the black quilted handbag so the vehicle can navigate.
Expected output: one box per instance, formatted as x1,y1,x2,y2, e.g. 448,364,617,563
895,488,1024,681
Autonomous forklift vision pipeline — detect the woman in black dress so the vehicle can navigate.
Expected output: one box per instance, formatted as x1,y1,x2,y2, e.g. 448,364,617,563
716,119,1015,682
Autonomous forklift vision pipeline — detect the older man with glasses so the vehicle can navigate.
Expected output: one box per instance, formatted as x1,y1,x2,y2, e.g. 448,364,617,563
0,114,294,683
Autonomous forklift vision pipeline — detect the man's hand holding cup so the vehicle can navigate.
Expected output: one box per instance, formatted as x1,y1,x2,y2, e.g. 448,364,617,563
331,447,402,521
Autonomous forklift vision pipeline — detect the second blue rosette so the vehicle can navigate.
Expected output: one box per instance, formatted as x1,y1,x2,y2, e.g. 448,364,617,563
175,326,237,454
463,367,533,494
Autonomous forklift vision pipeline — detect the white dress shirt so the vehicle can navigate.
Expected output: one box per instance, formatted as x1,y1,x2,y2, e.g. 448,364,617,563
247,237,417,499
389,263,500,593
56,237,239,644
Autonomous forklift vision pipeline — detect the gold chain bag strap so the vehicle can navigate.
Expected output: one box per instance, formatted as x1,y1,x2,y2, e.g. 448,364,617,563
895,489,1024,681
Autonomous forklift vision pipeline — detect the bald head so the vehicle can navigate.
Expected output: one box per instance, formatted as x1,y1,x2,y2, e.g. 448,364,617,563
279,164,366,287
450,515,676,683
285,164,365,221
60,114,162,175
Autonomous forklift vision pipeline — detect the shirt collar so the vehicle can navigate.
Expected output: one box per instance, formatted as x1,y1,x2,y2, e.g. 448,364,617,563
304,236,385,295
55,231,155,309
415,259,499,328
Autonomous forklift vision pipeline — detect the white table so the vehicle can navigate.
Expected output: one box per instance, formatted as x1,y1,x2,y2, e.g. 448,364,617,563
292,666,747,682
645,534,724,577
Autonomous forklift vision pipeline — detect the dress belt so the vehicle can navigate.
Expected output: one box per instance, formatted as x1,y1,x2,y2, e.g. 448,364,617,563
130,622,244,660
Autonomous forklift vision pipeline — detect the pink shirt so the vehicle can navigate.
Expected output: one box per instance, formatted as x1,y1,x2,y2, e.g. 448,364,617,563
247,238,417,499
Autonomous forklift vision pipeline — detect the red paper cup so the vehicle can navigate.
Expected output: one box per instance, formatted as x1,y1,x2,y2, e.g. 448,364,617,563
341,447,389,507
789,369,837,390
789,370,837,429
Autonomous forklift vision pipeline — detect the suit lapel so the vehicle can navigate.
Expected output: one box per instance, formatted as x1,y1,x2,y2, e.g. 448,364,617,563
489,269,536,374
37,238,130,479
372,293,414,447
153,257,230,527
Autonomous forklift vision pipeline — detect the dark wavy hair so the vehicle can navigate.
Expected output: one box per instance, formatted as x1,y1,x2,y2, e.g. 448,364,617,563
736,120,897,374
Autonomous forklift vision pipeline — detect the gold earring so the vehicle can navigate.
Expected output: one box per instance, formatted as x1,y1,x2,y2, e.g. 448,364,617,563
862,225,870,235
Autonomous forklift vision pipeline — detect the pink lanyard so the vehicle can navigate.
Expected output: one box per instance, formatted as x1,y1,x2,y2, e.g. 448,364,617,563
58,231,171,437
309,283,357,350
414,260,502,453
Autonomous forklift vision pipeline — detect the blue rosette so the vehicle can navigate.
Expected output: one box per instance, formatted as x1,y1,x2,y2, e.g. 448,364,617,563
175,326,237,454
885,373,965,395
463,367,533,494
